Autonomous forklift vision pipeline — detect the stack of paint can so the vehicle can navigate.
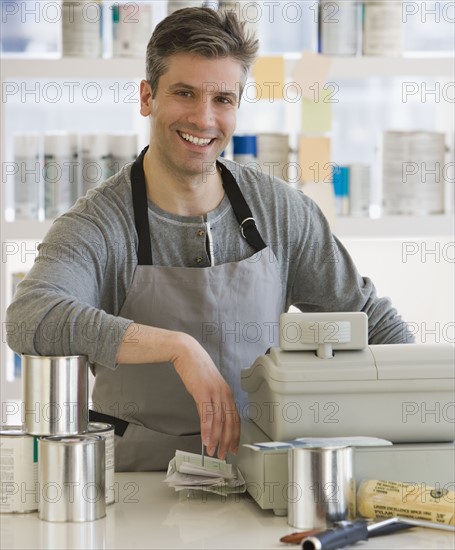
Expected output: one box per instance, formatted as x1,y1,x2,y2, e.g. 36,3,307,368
10,132,139,221
0,355,115,522
317,0,404,57
256,133,291,182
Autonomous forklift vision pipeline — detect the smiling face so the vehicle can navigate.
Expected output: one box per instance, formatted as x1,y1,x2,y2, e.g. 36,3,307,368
140,53,241,179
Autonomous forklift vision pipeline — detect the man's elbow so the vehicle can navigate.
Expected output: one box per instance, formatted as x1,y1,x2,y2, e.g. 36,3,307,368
5,300,35,355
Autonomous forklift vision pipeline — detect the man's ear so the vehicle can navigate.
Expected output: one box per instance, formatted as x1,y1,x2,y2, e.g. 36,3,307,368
140,80,153,117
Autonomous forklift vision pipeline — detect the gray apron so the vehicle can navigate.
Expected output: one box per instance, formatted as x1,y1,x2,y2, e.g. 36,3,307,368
90,148,284,471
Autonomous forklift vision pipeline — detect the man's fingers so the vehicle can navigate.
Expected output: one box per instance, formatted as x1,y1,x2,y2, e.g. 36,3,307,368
215,404,240,460
198,399,216,447
197,395,239,459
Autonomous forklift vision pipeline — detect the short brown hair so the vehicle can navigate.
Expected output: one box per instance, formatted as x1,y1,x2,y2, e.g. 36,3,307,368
145,7,259,101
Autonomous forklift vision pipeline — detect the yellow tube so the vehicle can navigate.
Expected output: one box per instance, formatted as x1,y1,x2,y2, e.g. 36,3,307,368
357,480,454,526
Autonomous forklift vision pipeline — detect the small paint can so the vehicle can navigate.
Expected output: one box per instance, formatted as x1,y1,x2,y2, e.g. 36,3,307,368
287,446,356,529
86,422,115,505
38,434,105,522
22,355,88,436
0,426,39,513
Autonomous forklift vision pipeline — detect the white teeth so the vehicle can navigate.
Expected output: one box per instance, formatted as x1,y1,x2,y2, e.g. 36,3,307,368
180,132,212,146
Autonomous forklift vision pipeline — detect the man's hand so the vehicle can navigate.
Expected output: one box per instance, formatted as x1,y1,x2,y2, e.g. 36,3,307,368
171,332,240,460
116,323,240,460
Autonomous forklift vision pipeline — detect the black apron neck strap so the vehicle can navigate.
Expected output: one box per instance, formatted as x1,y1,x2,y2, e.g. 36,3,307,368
130,147,267,266
217,160,267,253
131,147,153,265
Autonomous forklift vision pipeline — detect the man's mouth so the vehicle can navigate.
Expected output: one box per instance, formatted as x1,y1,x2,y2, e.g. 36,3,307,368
178,131,215,147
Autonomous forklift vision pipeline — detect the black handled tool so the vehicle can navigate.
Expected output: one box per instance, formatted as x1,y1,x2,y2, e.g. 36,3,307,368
301,517,455,550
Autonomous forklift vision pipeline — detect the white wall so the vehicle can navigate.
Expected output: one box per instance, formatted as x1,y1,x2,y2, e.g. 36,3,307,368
341,237,454,345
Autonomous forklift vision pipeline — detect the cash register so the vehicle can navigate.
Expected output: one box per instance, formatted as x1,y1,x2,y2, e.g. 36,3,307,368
234,312,455,515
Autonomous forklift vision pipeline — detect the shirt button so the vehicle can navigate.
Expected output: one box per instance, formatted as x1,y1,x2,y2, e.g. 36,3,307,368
197,229,205,237
195,256,203,263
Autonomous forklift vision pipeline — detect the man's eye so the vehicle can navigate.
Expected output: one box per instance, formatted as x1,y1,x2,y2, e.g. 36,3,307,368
216,96,234,105
177,91,192,97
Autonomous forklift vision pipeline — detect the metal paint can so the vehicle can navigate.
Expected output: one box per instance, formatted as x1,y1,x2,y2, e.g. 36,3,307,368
0,426,39,513
362,1,403,57
22,355,88,436
319,0,360,56
86,423,115,505
39,518,107,549
44,132,79,219
287,446,355,529
13,133,40,220
38,434,105,522
381,131,446,215
62,0,102,58
112,3,153,58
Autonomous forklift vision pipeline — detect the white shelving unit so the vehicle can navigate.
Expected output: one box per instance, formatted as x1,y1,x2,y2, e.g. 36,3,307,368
1,53,454,400
2,55,454,78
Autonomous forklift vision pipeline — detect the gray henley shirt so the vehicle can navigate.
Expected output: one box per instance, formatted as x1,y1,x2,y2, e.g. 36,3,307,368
6,159,414,368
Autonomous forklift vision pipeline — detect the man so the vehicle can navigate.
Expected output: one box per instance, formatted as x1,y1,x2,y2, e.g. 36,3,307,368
6,8,414,471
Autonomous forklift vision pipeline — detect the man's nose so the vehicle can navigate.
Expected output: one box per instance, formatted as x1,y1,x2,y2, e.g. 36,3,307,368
187,99,215,128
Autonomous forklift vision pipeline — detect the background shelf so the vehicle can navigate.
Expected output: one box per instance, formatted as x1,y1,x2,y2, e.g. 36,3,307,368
2,55,454,78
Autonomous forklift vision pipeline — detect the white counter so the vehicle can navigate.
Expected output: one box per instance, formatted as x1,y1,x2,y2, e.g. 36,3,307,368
1,473,454,550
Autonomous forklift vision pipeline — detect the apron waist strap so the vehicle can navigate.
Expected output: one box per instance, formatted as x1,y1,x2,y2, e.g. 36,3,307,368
89,409,129,436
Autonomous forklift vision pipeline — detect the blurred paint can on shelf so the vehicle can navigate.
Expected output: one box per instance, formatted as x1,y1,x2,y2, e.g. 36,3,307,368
44,132,79,219
85,422,115,505
108,134,138,177
332,165,350,216
233,135,257,166
38,434,105,522
112,2,153,57
319,0,360,56
349,163,371,217
0,426,38,513
381,131,446,215
22,355,89,436
80,134,111,195
362,1,404,56
13,133,40,221
62,0,103,57
256,133,290,182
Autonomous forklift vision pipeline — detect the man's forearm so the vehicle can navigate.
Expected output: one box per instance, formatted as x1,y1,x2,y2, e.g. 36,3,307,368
115,322,241,459
116,323,190,365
